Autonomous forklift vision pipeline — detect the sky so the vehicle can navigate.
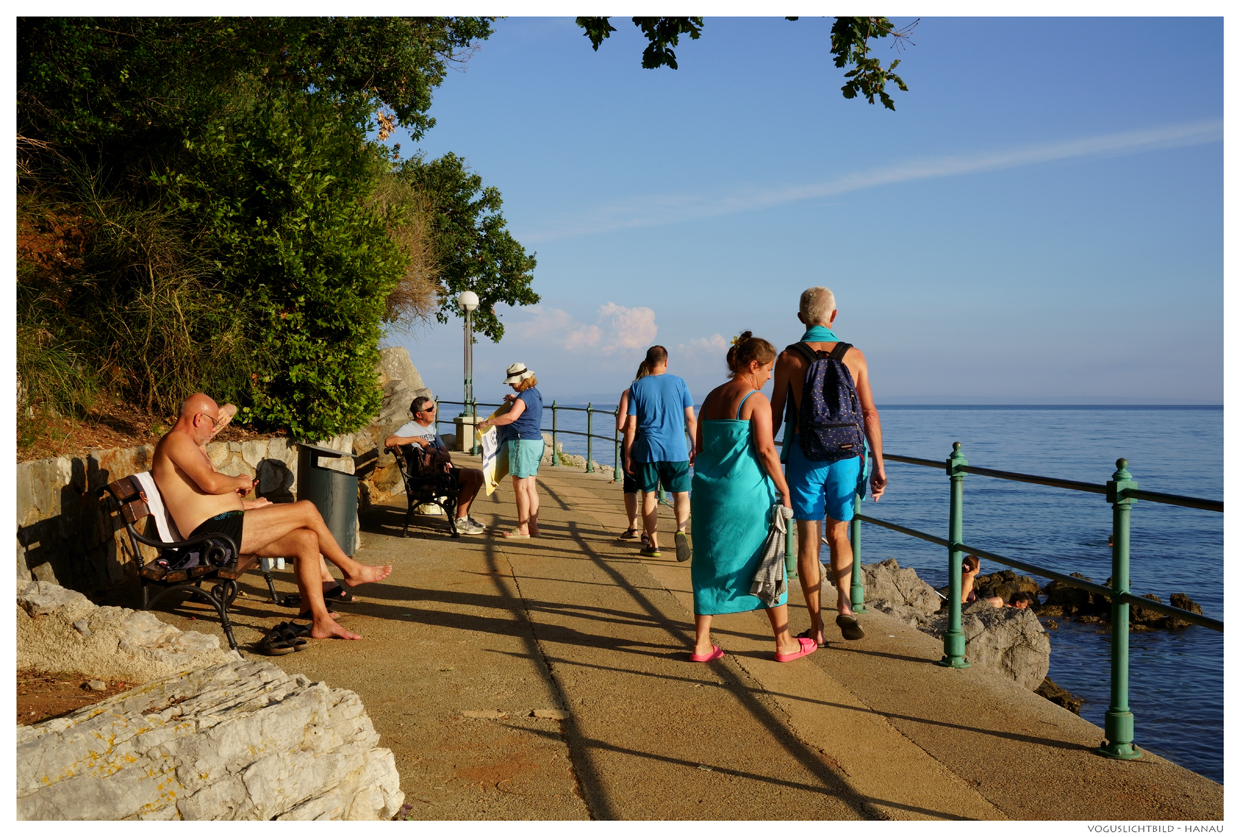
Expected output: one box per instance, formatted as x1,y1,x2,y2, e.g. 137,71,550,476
383,15,1224,407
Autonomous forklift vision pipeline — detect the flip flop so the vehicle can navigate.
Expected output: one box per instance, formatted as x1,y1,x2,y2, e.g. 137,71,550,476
795,628,822,644
675,531,692,563
639,546,661,558
501,531,531,539
616,527,641,541
323,584,355,603
775,636,818,662
278,593,302,609
257,626,298,656
836,614,866,641
690,644,725,663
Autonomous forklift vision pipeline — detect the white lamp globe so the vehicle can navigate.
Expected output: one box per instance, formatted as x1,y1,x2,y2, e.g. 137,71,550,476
459,290,480,312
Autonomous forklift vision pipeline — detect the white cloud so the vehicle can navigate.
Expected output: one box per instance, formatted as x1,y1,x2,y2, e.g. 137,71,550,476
525,119,1223,241
511,302,657,356
677,334,728,356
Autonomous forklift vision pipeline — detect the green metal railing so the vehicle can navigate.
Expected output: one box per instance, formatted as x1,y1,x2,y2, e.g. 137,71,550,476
435,398,626,476
846,442,1222,762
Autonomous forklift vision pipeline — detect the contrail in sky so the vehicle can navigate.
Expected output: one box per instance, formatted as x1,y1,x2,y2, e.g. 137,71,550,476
522,119,1222,242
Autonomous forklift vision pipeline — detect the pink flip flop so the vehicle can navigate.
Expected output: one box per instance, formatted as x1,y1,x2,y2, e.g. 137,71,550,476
690,645,725,663
775,636,818,662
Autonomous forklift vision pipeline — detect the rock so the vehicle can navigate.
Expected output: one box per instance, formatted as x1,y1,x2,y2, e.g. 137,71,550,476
533,709,570,720
1042,619,1058,630
1130,592,1165,627
1035,676,1084,715
85,679,107,691
17,579,232,685
925,601,1051,690
18,580,93,618
1042,572,1099,616
864,598,931,630
974,569,1040,604
16,657,404,820
862,560,942,617
462,709,505,719
1166,592,1203,629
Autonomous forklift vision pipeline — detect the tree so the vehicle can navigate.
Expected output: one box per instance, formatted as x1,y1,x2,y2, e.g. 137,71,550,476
575,16,916,110
399,153,538,342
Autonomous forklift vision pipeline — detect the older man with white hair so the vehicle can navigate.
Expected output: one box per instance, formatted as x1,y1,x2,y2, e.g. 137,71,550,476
771,287,887,646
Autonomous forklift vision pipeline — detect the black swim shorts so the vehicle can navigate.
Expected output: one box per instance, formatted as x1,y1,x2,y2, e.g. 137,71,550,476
185,510,245,566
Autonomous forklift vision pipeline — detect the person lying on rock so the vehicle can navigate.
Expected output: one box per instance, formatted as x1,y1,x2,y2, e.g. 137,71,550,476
962,555,1034,609
153,393,392,641
384,395,486,535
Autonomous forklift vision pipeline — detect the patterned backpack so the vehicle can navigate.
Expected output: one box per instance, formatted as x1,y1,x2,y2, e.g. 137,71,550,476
789,341,866,462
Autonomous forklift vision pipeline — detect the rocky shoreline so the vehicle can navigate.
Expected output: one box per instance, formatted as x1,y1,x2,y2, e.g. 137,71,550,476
858,559,1204,716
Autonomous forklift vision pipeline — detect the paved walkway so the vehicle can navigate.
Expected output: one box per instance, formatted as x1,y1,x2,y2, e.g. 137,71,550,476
144,455,1223,821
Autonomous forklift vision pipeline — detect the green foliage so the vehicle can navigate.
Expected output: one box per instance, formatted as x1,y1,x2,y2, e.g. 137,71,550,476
17,17,512,441
830,17,915,111
159,88,407,437
400,153,538,342
576,15,916,108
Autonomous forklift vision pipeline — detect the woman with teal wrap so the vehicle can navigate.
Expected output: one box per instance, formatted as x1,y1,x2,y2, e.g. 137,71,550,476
688,333,818,663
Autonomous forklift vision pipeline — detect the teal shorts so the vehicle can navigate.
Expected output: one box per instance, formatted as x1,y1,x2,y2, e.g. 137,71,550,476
509,439,544,478
637,460,691,493
785,435,862,522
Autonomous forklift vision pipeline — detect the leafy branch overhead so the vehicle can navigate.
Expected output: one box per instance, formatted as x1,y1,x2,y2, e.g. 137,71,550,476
576,16,917,110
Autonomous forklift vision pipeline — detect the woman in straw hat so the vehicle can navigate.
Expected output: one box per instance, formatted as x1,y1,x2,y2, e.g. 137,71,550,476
477,363,544,537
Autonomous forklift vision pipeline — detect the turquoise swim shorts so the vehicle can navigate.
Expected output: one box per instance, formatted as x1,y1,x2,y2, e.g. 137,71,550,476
785,435,862,522
509,439,544,478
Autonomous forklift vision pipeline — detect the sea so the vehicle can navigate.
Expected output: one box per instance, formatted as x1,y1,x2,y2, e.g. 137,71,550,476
465,403,1225,783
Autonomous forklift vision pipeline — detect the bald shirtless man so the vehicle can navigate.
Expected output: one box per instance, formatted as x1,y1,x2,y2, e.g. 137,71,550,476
152,393,392,640
771,287,887,646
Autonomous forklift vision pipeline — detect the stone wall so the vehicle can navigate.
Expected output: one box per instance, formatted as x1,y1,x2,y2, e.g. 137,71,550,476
16,347,429,597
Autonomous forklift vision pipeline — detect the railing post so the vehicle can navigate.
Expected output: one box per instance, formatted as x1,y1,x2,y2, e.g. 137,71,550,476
613,407,623,481
470,398,480,455
551,401,558,466
586,403,594,472
939,441,970,668
434,397,440,435
1100,458,1142,760
850,493,866,613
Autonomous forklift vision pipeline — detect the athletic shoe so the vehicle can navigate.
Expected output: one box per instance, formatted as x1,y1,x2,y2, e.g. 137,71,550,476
455,517,485,535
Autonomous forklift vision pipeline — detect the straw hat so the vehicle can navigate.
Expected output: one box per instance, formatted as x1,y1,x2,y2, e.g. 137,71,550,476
503,363,535,384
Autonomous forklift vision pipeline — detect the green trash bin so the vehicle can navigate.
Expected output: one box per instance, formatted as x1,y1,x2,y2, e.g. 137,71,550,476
297,442,358,556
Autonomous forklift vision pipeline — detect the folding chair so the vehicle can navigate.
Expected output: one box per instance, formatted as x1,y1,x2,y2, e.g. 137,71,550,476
99,472,284,651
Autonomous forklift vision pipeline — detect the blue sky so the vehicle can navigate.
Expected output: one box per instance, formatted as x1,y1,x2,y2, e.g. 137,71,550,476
385,16,1223,406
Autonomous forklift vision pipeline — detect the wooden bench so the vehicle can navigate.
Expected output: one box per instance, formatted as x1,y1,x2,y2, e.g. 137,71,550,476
100,473,283,651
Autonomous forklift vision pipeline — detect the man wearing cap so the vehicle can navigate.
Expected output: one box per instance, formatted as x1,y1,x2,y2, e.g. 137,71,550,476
477,363,544,537
384,396,487,535
624,345,697,562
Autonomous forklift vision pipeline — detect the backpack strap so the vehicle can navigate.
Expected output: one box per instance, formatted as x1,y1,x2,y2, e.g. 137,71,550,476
829,342,853,361
787,342,821,364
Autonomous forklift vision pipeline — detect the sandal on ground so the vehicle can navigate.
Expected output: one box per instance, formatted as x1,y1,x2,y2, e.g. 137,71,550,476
690,644,725,663
617,527,641,541
278,593,302,609
257,625,300,656
775,636,818,662
500,530,531,539
323,584,355,603
836,614,866,641
639,546,661,558
279,621,312,639
795,628,822,644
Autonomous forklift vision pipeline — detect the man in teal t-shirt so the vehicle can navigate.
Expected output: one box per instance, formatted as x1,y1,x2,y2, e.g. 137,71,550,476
624,345,697,562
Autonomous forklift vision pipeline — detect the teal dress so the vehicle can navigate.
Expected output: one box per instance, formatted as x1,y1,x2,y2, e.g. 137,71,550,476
690,392,784,615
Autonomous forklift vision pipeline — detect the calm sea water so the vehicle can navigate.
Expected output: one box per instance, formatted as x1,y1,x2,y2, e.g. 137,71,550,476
475,403,1224,783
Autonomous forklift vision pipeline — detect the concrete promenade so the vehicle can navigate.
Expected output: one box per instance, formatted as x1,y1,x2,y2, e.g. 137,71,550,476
146,454,1222,821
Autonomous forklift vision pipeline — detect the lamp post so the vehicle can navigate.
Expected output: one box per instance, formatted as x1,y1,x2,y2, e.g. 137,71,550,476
458,290,480,454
